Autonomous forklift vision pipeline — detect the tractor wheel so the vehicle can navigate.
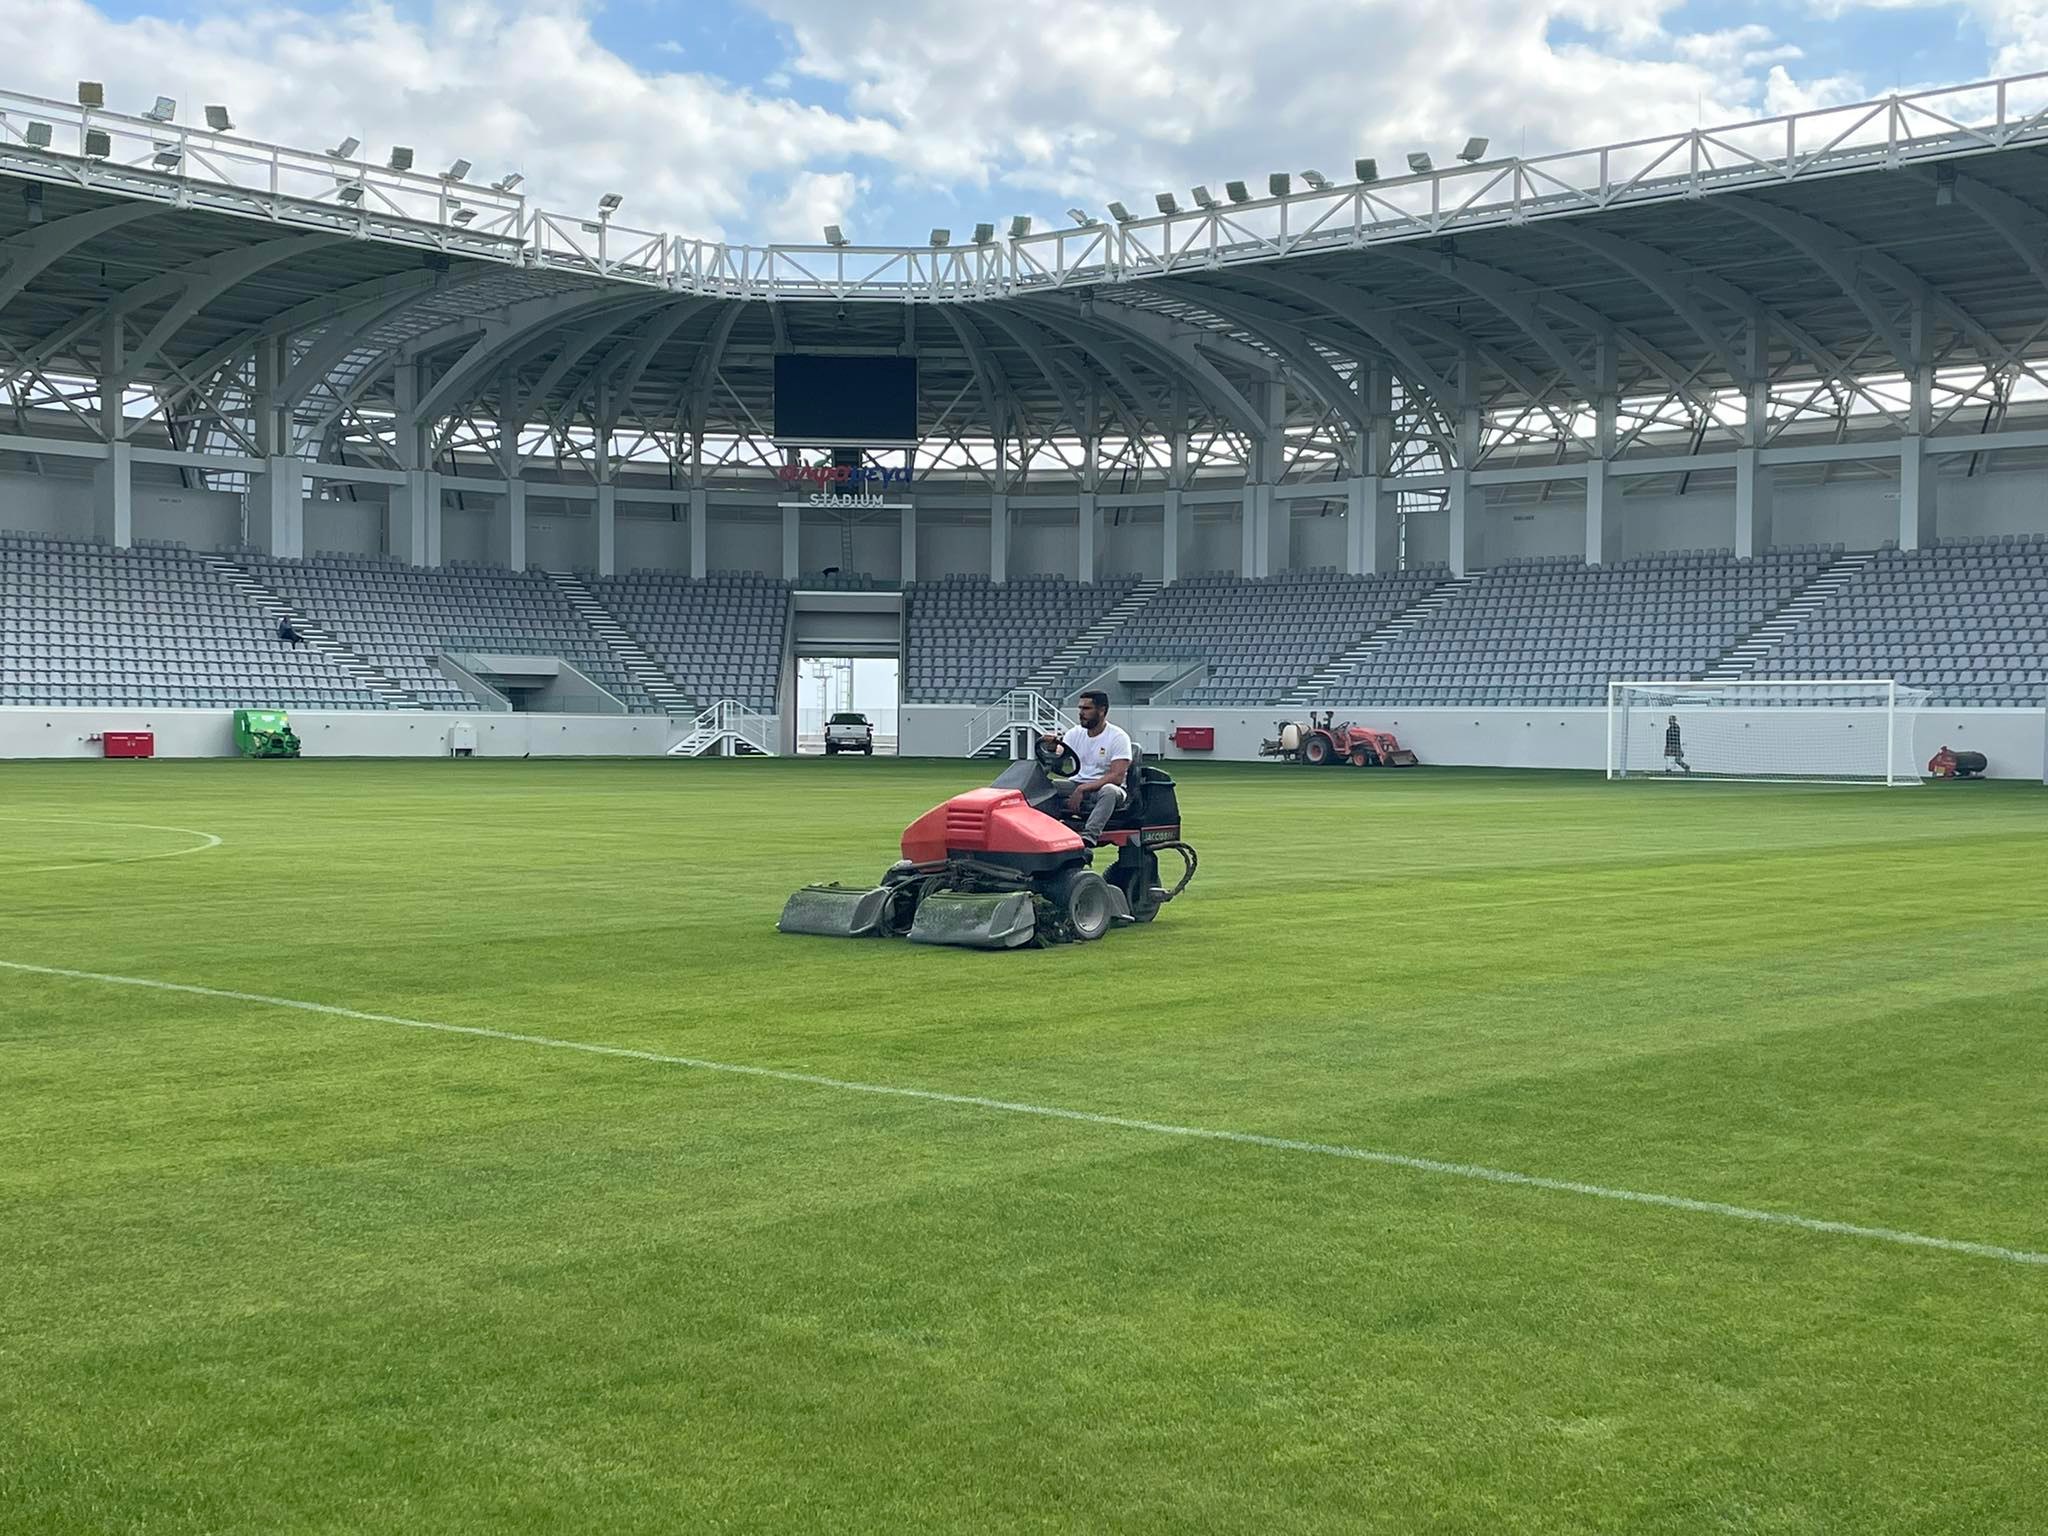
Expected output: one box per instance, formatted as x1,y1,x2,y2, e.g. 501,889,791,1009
1051,870,1114,941
1349,747,1369,767
1301,734,1330,766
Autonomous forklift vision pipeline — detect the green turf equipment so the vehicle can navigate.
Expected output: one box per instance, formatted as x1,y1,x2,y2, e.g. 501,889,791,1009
232,709,301,759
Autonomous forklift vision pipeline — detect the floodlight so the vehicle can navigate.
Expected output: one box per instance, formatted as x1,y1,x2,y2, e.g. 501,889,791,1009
336,180,364,204
1009,214,1031,238
929,227,950,247
451,206,477,225
204,105,233,132
443,158,472,181
973,221,995,244
1354,157,1378,182
24,121,52,149
152,144,183,169
1406,151,1433,173
1301,169,1330,189
143,95,176,123
77,82,104,108
329,136,361,159
597,191,623,213
491,172,523,192
387,146,414,171
1192,185,1218,209
1268,172,1289,197
1458,136,1489,163
1225,179,1250,203
823,224,848,246
1066,207,1092,225
83,129,111,158
579,221,603,234
1107,201,1133,223
1154,191,1178,215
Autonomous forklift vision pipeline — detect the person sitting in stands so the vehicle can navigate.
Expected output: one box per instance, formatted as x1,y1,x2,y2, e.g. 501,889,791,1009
277,615,305,647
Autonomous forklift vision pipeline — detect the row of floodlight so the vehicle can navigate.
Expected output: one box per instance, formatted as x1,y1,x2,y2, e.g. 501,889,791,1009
822,138,1492,249
29,81,559,208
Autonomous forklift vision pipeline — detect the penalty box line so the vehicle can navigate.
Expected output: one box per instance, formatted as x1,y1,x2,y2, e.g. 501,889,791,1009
3,957,2044,1271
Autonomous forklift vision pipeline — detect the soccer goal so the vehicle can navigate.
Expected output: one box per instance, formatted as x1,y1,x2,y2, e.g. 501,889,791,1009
1607,680,1931,786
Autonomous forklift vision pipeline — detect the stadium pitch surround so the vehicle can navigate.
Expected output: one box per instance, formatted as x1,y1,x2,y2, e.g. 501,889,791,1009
2,74,2048,764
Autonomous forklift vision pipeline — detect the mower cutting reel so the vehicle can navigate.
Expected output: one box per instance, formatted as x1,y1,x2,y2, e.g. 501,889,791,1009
778,748,1193,949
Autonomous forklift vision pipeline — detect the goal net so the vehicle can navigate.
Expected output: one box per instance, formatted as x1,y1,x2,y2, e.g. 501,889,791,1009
1607,680,1931,786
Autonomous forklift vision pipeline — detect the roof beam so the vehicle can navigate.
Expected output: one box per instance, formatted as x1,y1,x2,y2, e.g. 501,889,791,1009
1132,283,1368,433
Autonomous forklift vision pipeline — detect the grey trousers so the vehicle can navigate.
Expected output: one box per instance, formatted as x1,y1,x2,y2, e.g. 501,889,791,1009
1080,783,1127,835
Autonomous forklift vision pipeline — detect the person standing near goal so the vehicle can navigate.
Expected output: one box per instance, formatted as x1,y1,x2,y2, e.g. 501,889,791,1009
1663,714,1692,774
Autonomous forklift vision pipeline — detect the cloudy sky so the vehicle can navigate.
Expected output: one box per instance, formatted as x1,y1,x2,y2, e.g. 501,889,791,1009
8,0,2041,245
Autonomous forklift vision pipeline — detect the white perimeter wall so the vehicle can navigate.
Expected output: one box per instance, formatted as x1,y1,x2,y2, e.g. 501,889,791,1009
0,709,679,760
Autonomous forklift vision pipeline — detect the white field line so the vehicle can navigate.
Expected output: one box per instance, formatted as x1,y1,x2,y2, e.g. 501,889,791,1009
3,958,2044,1270
0,818,223,875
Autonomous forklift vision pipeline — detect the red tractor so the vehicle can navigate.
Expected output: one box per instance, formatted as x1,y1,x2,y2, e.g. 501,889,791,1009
1260,712,1420,768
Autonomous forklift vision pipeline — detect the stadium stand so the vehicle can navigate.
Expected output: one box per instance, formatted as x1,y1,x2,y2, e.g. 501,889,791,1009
1749,537,2048,704
0,535,389,710
1051,569,1446,705
905,574,1138,702
1318,549,1836,708
243,555,661,712
592,572,789,711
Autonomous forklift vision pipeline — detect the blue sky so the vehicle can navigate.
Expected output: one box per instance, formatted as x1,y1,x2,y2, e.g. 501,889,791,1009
21,0,2040,245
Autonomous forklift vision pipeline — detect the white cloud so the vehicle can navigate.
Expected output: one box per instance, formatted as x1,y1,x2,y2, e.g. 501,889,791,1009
0,0,1991,246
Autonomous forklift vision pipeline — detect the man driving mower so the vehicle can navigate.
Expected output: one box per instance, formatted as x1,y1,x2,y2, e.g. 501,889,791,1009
1040,690,1132,842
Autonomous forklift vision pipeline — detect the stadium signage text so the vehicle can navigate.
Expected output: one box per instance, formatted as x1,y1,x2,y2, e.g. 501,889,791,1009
777,463,915,509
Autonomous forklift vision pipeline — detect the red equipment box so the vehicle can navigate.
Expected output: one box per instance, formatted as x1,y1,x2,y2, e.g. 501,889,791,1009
102,731,155,759
1171,726,1215,751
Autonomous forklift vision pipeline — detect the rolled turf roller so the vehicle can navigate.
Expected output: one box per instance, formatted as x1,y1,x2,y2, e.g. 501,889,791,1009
905,889,1038,949
777,884,891,938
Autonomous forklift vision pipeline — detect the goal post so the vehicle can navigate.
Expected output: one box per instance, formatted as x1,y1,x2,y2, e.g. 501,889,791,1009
1607,680,1931,786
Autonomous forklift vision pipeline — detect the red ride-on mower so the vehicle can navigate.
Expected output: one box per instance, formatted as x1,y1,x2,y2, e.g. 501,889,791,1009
778,742,1197,948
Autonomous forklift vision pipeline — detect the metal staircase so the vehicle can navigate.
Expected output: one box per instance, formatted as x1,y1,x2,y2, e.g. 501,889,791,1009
544,570,696,715
202,554,422,708
1281,577,1477,706
669,699,778,757
1701,551,1877,681
1017,580,1163,698
966,689,1077,759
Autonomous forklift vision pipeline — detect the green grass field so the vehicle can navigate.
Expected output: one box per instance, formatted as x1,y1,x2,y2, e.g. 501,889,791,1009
3,757,2045,1534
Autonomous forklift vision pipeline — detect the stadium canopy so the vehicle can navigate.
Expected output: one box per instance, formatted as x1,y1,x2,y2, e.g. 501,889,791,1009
8,73,2048,522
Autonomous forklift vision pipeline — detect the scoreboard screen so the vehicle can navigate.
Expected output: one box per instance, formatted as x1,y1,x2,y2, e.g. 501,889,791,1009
773,355,918,444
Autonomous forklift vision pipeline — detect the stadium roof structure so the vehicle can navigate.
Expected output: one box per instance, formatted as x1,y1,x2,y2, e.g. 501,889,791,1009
10,74,2048,499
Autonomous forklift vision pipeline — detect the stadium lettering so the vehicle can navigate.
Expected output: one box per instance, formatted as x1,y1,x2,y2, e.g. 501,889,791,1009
775,465,916,490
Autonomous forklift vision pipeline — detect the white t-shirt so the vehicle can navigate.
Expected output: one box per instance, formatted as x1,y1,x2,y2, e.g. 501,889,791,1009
1063,723,1133,785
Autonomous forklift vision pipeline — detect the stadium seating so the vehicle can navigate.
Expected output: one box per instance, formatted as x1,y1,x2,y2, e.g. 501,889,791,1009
0,535,389,710
593,572,788,711
246,555,660,712
1752,537,2048,704
905,574,1138,702
1319,549,1835,708
1055,569,1445,705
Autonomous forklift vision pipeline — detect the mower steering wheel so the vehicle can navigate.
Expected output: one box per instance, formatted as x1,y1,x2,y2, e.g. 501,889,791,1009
1035,739,1080,779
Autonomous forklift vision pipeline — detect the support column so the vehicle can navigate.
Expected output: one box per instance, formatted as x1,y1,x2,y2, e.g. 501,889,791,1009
1584,461,1620,566
492,477,527,572
1076,492,1097,583
899,503,918,583
781,502,801,581
1239,486,1261,578
92,442,133,549
1447,471,1483,577
1345,475,1389,575
1897,438,1936,551
1734,449,1774,559
990,492,1009,584
390,469,439,566
595,483,617,577
688,488,708,578
248,456,306,558
1161,488,1182,583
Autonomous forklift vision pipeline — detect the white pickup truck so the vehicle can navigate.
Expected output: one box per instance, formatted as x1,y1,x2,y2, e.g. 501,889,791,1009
823,712,874,755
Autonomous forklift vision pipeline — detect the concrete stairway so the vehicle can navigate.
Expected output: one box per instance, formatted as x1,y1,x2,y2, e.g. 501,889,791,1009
201,554,422,708
1018,580,1163,697
1701,551,1877,681
1281,577,1477,706
544,571,695,715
